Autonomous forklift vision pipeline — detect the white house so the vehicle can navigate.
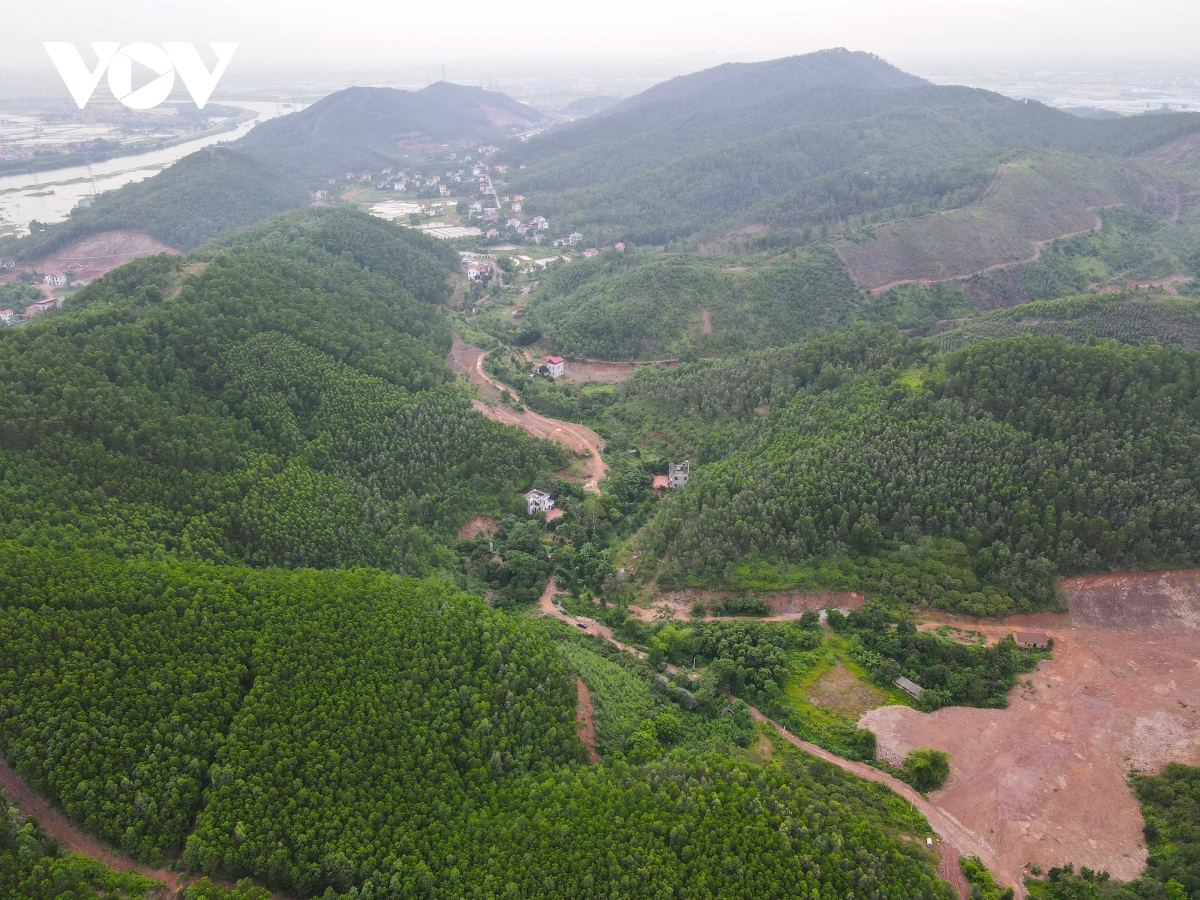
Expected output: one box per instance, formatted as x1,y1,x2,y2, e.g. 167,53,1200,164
43,272,66,286
545,355,565,378
0,308,13,324
525,489,555,516
668,461,690,488
568,232,584,245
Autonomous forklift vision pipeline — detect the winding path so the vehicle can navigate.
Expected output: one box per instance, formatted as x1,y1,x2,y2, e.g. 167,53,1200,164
447,335,609,493
536,576,1008,899
0,757,184,891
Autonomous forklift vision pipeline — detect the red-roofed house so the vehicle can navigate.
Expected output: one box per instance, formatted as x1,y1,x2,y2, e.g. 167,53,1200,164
545,356,565,378
0,308,14,325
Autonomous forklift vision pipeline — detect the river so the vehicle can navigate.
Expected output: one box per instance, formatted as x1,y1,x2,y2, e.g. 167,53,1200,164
0,100,305,236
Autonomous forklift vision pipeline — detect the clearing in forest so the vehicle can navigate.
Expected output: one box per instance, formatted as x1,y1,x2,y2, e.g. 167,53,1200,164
859,568,1200,889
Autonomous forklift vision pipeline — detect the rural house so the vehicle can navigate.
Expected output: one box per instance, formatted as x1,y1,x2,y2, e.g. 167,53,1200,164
545,356,565,378
43,272,66,286
0,308,14,324
525,489,555,515
668,461,690,487
894,676,924,699
1013,631,1050,649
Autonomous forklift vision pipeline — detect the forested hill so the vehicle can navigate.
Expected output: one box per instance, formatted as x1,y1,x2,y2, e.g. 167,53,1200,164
0,208,562,572
595,328,1200,615
504,49,1200,244
238,83,536,172
4,82,536,260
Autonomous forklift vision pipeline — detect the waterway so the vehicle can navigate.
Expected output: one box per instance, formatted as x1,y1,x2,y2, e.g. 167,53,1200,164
0,100,305,236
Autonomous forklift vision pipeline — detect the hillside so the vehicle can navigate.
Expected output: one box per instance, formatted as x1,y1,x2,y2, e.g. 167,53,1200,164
0,541,956,899
2,83,536,260
934,291,1200,350
508,245,862,359
503,49,1200,247
0,208,561,571
573,328,1200,615
834,151,1159,289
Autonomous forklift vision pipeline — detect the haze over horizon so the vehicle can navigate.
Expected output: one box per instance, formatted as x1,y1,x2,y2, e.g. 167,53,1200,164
5,0,1199,75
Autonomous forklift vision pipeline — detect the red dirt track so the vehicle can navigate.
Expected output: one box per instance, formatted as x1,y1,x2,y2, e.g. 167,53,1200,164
446,335,609,493
861,569,1200,890
575,677,601,763
0,756,180,892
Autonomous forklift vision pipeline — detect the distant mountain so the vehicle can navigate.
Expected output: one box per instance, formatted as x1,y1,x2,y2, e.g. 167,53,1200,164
240,83,537,173
504,48,1200,249
4,82,537,259
563,95,622,116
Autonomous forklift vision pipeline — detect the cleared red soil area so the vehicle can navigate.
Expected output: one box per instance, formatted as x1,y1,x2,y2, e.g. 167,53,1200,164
457,515,498,539
860,569,1200,891
628,588,864,623
1062,568,1200,629
575,677,601,764
446,335,609,493
2,231,181,285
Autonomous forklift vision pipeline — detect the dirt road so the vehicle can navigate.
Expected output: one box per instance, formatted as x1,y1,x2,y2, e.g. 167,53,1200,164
536,577,994,897
447,335,609,493
742,705,997,898
575,677,601,764
0,757,182,890
538,576,646,658
867,212,1108,294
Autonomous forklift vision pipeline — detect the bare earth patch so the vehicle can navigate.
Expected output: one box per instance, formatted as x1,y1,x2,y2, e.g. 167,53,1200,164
575,677,601,764
807,661,890,720
629,588,864,622
457,516,498,540
1,231,181,286
700,309,713,334
859,569,1200,889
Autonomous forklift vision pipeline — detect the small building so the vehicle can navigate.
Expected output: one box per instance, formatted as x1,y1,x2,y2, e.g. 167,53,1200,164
0,308,14,324
894,676,924,699
1013,631,1050,649
668,461,690,488
24,298,58,317
525,489,555,516
44,272,67,286
470,201,483,212
615,242,625,251
583,247,599,258
76,196,95,209
511,200,522,212
545,355,565,378
568,231,584,245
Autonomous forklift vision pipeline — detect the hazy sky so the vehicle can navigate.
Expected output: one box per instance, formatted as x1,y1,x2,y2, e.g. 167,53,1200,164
7,0,1199,74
